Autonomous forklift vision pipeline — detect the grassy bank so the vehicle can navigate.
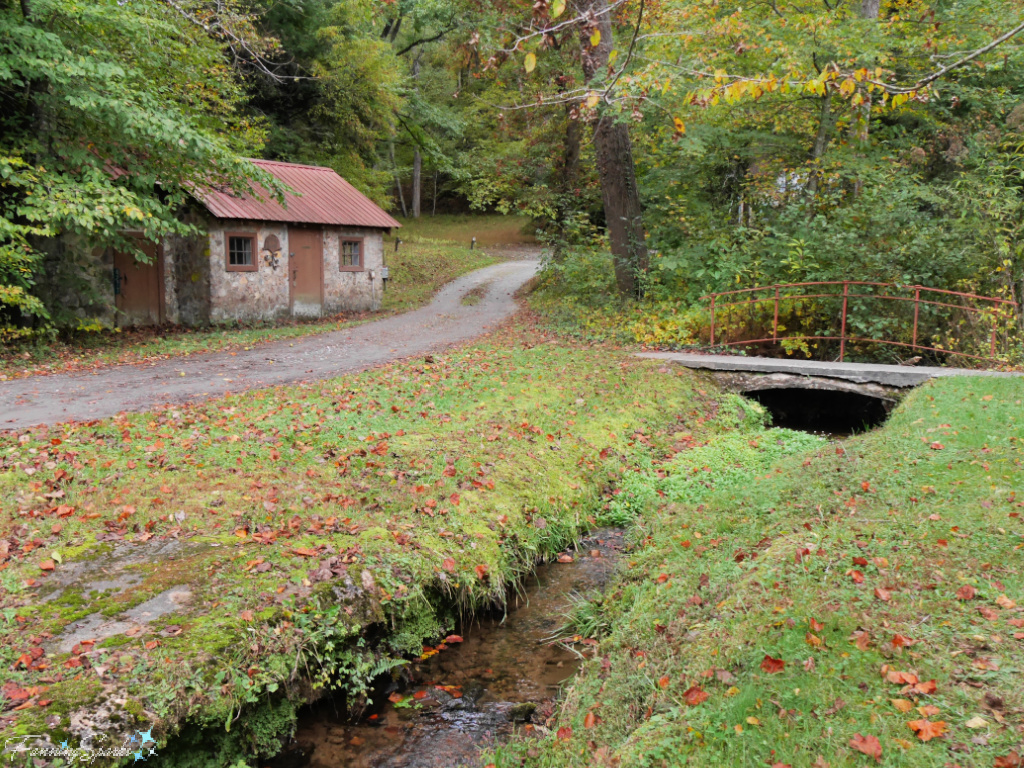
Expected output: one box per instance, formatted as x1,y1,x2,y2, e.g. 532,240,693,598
0,324,725,765
0,215,531,380
491,376,1024,767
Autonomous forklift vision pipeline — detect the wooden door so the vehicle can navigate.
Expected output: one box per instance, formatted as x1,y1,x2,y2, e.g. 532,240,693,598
113,240,164,326
289,228,323,317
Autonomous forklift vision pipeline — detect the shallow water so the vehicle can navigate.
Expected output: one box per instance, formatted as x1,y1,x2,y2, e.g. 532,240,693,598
272,529,624,768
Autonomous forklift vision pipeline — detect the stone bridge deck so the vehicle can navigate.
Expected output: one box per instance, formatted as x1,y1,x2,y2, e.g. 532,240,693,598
636,352,1021,388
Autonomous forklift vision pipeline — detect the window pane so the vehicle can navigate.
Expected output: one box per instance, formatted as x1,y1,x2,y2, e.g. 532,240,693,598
229,237,252,266
342,241,361,267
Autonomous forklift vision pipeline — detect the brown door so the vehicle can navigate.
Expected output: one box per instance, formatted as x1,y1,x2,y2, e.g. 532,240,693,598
113,240,164,326
289,228,323,317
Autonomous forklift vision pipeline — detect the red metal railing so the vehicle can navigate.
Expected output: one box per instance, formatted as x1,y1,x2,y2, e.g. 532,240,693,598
702,281,1019,363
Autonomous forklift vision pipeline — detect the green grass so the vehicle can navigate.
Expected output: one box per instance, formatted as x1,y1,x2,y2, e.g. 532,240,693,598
0,215,533,380
489,377,1024,768
390,214,537,247
0,324,727,763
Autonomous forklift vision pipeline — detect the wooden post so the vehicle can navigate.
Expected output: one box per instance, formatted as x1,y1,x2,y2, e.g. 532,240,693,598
773,285,780,342
839,282,849,362
709,295,716,347
912,287,920,351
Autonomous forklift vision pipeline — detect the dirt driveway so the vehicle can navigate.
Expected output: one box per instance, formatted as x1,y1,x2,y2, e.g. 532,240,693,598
0,257,539,430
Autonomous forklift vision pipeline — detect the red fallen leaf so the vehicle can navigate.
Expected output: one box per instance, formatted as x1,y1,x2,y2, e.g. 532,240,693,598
657,676,670,689
874,587,892,602
474,564,488,579
885,669,918,684
36,699,52,707
240,610,254,622
556,726,573,741
1009,619,1024,628
442,465,456,478
849,733,882,762
449,493,460,505
144,641,160,650
929,442,944,450
292,548,317,557
891,634,917,648
655,573,669,583
557,554,574,564
39,560,55,572
908,719,947,741
809,618,824,632
852,556,868,566
760,655,785,674
442,558,456,573
956,585,977,600
850,570,865,584
994,752,1023,768
412,690,428,700
388,692,403,704
444,635,463,644
906,679,937,695
979,606,999,621
683,685,709,706
583,711,596,728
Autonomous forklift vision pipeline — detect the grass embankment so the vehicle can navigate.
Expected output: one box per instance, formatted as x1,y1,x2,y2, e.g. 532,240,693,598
0,215,533,380
490,377,1024,767
0,325,724,765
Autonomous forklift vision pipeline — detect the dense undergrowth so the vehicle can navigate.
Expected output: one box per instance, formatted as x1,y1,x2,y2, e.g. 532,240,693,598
490,375,1024,767
0,323,728,766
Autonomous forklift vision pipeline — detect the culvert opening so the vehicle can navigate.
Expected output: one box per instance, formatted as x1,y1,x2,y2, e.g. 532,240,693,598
743,388,890,435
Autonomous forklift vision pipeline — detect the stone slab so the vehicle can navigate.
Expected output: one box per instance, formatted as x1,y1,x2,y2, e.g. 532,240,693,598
637,352,1023,388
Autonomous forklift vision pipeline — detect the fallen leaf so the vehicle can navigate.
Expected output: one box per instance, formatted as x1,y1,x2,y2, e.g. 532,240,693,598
956,585,977,600
658,676,670,689
965,716,989,729
683,685,709,705
556,726,573,741
849,733,882,762
444,635,463,644
891,698,914,712
907,719,947,741
760,655,785,674
584,711,596,728
874,587,891,602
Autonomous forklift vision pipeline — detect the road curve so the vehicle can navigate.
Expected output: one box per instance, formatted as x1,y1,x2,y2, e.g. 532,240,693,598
0,258,540,430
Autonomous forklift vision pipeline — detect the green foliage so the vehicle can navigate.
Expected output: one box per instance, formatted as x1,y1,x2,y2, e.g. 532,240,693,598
0,0,282,336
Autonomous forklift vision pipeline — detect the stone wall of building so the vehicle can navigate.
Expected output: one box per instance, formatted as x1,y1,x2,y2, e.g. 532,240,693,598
163,208,211,326
322,227,385,314
207,220,291,323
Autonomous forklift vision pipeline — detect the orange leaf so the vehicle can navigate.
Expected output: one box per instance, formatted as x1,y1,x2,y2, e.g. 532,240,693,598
956,585,976,600
444,635,463,644
760,655,785,674
874,587,891,602
658,676,670,689
584,711,596,728
994,752,1022,768
292,548,317,557
39,560,55,572
442,557,456,573
850,570,865,584
556,726,573,741
683,685,709,706
907,719,947,741
849,733,882,762
809,618,824,632
474,564,488,579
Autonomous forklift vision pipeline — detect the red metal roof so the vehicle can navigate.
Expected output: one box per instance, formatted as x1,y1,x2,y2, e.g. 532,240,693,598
197,159,401,229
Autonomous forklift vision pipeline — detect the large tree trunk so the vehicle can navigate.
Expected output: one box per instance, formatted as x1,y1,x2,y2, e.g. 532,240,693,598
806,95,837,196
389,138,408,218
576,0,647,299
411,149,422,218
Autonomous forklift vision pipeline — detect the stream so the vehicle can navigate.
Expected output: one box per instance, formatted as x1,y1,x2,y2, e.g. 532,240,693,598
270,529,624,768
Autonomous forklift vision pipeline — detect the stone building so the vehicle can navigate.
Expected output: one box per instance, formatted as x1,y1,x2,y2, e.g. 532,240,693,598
111,159,400,326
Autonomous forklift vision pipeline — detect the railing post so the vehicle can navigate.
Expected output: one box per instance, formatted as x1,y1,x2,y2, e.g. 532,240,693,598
773,285,780,342
839,282,849,362
912,287,920,352
991,327,997,359
709,295,716,347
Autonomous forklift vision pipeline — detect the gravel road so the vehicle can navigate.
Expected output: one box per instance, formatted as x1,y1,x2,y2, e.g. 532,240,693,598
0,257,539,430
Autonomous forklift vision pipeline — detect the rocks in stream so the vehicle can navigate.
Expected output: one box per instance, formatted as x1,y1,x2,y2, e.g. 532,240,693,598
507,702,536,723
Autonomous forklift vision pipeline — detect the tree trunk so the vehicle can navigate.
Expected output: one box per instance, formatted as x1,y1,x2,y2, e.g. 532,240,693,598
432,169,439,217
576,0,647,299
806,95,837,196
848,0,879,196
389,138,408,218
411,149,422,218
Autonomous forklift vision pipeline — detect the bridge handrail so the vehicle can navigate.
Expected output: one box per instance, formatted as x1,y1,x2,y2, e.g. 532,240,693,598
700,280,1019,363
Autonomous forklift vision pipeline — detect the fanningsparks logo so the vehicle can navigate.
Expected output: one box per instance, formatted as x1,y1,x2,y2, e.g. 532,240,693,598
3,728,158,763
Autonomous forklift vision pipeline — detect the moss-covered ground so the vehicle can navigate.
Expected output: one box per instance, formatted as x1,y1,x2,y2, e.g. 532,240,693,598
0,214,531,380
488,376,1024,767
0,322,727,765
